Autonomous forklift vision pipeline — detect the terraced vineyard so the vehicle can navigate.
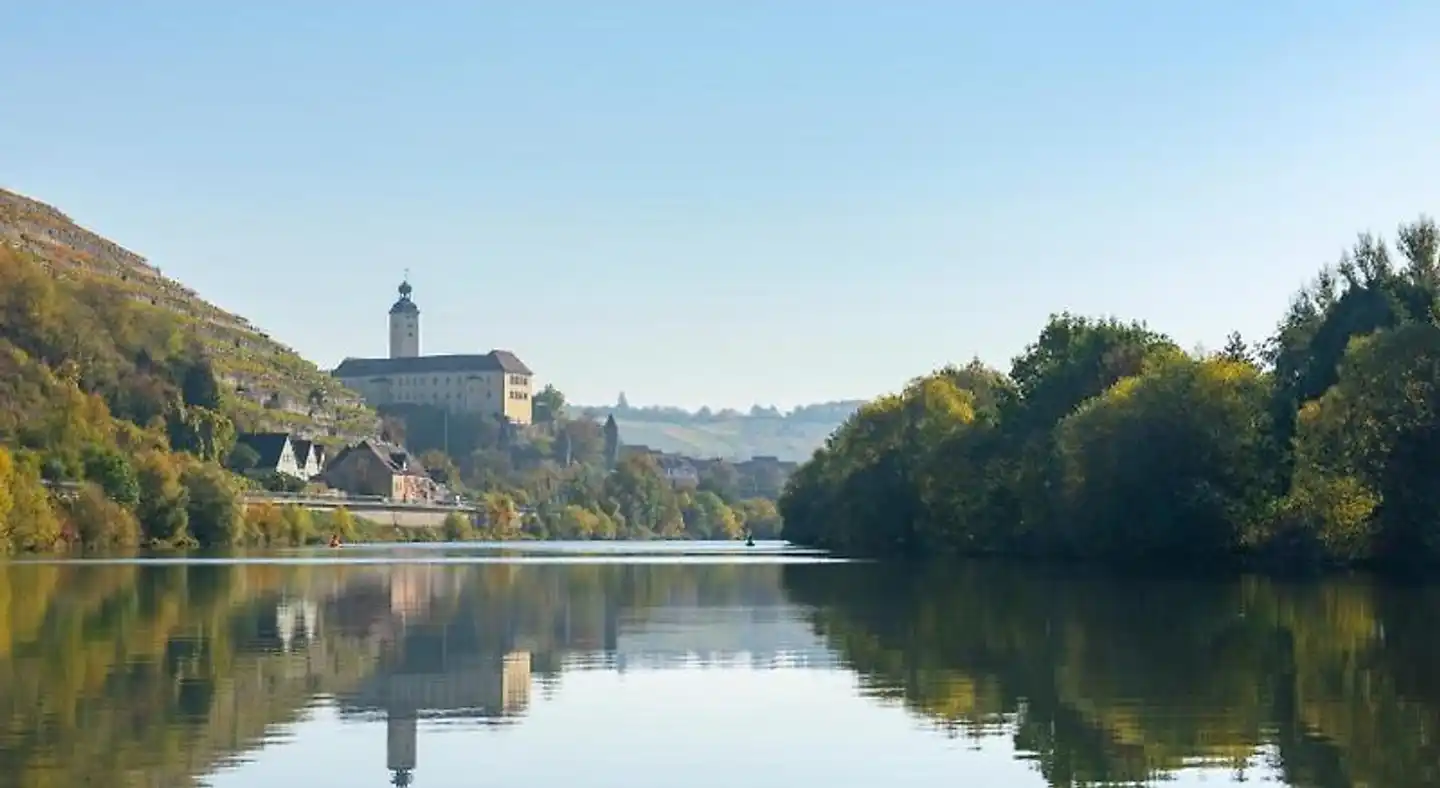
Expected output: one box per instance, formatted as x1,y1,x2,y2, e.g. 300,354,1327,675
0,187,376,443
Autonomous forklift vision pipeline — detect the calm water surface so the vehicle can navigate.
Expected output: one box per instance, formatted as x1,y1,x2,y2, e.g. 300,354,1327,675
0,541,1436,787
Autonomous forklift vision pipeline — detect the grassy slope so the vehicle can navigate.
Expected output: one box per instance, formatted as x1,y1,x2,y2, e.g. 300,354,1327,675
0,187,375,443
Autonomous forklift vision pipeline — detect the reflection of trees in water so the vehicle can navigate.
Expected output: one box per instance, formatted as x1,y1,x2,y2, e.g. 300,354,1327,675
14,558,1437,786
781,562,1440,787
0,562,386,788
0,560,796,787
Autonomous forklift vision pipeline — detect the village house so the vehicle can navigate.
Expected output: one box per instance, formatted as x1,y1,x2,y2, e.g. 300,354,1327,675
657,455,700,488
320,439,440,503
290,438,326,479
234,432,327,481
330,279,536,424
235,432,302,480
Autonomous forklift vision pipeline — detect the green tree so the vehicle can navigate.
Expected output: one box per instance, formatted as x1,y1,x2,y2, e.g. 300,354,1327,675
549,504,609,540
683,490,742,539
1053,354,1277,560
604,455,678,537
166,405,236,463
533,384,566,423
418,450,460,486
179,354,222,410
65,483,141,549
278,505,316,545
0,446,62,552
82,444,141,506
327,506,360,542
553,417,604,466
135,451,189,544
1265,225,1439,487
225,443,262,474
1283,323,1440,563
698,461,740,502
481,492,520,539
182,463,244,547
734,497,782,539
1219,331,1253,365
442,511,475,541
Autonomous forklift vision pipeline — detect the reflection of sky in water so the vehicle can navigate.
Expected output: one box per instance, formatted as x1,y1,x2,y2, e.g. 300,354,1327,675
208,668,1272,788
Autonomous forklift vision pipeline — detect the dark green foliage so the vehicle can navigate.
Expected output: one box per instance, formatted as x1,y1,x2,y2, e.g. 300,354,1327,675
782,218,1440,571
254,471,306,494
182,463,244,547
179,354,222,410
225,443,262,473
82,445,141,506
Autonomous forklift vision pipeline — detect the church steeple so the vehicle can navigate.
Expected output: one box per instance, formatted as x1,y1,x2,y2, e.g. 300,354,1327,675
389,275,420,359
603,414,620,470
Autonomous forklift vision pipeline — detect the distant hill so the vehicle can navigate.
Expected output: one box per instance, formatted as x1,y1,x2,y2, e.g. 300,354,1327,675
577,401,863,461
0,187,376,443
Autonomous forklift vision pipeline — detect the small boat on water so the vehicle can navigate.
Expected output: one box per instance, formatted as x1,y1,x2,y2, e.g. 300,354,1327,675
328,534,342,548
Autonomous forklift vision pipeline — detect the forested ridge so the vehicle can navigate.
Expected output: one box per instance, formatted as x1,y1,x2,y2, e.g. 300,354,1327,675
0,244,372,550
780,217,1440,570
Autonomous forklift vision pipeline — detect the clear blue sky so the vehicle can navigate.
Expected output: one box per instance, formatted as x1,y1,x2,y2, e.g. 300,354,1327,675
4,2,1439,410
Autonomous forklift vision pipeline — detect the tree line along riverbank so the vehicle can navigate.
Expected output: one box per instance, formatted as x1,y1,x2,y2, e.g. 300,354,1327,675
779,217,1440,571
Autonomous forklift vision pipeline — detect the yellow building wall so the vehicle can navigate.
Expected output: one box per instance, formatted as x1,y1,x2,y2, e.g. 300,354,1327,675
338,369,532,424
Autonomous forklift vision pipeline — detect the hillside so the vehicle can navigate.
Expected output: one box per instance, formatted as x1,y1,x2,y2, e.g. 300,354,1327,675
0,188,375,442
579,402,863,461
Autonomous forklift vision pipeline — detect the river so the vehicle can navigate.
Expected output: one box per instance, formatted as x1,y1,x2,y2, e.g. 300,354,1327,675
0,541,1434,786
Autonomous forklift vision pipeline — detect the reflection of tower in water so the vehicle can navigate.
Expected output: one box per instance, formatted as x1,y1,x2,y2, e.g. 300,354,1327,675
382,650,533,786
389,565,442,622
387,711,417,786
501,651,532,711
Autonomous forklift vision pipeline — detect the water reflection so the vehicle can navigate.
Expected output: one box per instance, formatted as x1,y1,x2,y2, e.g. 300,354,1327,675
0,553,1437,786
783,562,1440,787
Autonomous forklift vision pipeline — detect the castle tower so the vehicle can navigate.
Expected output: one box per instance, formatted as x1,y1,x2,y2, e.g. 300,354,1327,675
389,279,420,359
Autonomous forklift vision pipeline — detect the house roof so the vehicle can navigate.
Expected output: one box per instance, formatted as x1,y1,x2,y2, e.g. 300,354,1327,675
368,439,425,476
327,439,428,478
655,455,696,472
331,350,533,379
291,438,314,462
236,432,291,470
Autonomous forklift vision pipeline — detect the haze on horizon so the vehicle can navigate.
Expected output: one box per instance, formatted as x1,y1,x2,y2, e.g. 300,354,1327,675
4,1,1440,411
